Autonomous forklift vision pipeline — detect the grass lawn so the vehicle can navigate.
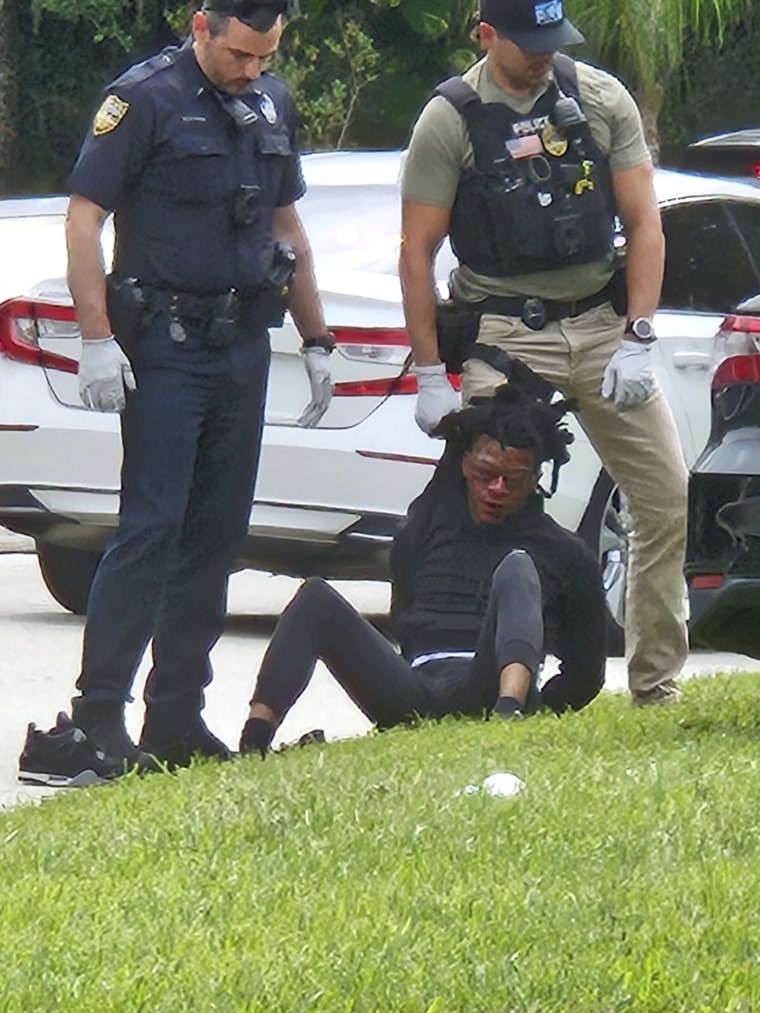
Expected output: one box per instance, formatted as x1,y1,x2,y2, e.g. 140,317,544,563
2,673,760,1012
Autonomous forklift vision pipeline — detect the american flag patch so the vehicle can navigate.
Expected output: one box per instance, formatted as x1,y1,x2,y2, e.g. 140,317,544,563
506,134,544,159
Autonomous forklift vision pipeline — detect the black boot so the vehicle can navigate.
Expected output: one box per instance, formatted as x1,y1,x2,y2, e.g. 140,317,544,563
71,700,158,773
140,712,232,770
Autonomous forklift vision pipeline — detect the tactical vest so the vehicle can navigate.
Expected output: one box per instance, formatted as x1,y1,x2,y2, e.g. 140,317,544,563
436,55,618,278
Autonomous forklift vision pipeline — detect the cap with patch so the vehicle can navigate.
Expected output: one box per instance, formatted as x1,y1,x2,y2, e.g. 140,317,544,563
202,0,288,33
479,0,584,53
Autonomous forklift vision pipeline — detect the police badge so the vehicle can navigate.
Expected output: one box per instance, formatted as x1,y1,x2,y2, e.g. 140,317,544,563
541,122,568,158
259,93,277,125
93,94,130,136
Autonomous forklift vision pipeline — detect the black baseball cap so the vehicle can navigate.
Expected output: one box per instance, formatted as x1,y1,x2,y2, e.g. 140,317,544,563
479,0,584,52
202,0,288,32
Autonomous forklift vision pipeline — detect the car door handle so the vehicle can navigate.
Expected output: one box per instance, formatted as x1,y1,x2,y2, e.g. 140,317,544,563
672,351,712,369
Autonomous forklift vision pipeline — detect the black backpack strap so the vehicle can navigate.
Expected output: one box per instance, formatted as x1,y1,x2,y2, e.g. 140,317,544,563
434,76,501,170
434,76,481,114
468,344,557,401
552,53,580,100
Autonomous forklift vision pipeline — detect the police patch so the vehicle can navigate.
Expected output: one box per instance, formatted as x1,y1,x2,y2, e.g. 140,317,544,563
259,93,277,125
93,94,130,136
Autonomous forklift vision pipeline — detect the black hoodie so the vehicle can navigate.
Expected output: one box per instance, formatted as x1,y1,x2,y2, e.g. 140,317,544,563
389,470,607,714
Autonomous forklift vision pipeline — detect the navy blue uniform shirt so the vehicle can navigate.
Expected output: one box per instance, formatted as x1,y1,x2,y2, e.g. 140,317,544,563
68,40,305,293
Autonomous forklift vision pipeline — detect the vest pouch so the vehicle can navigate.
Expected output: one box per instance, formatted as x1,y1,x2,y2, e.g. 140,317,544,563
452,173,556,275
106,274,145,358
436,299,482,374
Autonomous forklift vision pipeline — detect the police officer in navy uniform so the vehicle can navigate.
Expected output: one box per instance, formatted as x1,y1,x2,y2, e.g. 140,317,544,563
63,0,334,771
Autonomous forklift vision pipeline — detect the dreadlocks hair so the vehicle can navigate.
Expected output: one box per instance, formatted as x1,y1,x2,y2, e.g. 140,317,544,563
432,381,578,496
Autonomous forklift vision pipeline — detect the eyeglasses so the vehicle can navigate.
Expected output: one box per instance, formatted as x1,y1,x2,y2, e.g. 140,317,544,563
463,461,535,491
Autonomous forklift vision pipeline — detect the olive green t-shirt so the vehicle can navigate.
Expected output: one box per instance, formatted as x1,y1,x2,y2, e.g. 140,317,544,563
401,57,650,301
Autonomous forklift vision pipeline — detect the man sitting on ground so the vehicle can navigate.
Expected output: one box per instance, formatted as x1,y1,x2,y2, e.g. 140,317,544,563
239,384,607,756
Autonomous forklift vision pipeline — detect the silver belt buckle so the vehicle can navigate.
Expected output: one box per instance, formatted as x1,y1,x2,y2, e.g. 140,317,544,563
521,297,546,331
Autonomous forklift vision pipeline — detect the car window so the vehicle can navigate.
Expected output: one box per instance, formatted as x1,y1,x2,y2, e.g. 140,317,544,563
297,183,456,280
660,200,760,313
725,201,760,283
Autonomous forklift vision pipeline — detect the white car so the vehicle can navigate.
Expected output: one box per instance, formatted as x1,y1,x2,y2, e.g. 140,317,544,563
2,152,760,657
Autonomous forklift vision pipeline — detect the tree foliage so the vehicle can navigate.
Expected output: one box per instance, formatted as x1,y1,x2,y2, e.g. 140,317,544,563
0,0,758,191
566,0,755,156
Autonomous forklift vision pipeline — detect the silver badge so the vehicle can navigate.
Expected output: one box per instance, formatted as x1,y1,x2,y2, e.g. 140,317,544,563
169,319,187,343
259,93,277,125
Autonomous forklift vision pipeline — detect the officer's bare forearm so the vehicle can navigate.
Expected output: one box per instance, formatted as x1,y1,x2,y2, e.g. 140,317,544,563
399,200,450,366
612,162,664,320
399,247,440,365
272,204,327,339
65,195,112,339
288,250,327,338
623,219,664,320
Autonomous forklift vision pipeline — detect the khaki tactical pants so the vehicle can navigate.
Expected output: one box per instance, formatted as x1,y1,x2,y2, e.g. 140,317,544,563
461,302,689,696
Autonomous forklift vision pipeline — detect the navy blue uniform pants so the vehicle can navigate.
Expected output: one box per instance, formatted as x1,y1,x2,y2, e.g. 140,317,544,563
76,313,270,725
250,550,544,727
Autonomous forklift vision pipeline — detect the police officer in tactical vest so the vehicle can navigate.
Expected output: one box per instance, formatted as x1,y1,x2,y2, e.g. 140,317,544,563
399,0,688,706
61,0,335,772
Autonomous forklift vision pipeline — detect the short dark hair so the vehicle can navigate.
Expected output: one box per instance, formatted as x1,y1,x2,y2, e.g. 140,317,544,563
203,10,231,36
433,379,577,496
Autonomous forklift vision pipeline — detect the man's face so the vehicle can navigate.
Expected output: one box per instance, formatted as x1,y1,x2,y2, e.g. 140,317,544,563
193,12,283,93
480,23,554,93
462,437,536,525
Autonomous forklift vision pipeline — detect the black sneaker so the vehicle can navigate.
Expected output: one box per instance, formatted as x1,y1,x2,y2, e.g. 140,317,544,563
18,713,124,787
71,700,158,773
140,714,232,770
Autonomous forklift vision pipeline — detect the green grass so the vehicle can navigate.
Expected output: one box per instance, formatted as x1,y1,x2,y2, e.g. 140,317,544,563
2,675,760,1012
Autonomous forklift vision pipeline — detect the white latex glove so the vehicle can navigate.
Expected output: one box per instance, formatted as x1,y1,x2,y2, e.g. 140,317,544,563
78,336,136,413
297,346,333,427
413,362,460,436
601,339,656,411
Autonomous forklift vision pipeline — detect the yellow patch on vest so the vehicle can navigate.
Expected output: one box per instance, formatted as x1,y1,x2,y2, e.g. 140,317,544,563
93,94,130,136
541,122,568,158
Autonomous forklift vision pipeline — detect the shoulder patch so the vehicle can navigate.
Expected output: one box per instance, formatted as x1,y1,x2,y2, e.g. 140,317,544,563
93,94,130,136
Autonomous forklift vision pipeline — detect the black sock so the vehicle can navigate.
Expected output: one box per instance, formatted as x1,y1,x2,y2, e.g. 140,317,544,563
239,717,275,758
492,696,524,719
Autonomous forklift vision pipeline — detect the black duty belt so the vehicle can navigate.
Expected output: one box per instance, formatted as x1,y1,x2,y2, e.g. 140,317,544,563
144,285,264,320
476,277,617,331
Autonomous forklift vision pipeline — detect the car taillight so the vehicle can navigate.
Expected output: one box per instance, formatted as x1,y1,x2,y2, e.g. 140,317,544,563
690,574,724,590
755,162,760,181
331,324,461,396
334,373,462,397
712,313,760,387
332,326,410,368
332,326,409,348
0,298,79,374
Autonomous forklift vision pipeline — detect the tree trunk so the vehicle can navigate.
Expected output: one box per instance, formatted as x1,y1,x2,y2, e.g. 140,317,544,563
0,0,20,189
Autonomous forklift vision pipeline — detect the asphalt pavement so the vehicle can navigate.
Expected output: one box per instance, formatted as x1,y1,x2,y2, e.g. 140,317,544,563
2,532,760,810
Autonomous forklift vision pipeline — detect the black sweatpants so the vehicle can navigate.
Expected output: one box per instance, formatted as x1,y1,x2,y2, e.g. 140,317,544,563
251,549,545,728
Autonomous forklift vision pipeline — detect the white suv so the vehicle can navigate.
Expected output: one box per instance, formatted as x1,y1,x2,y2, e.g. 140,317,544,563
2,152,760,656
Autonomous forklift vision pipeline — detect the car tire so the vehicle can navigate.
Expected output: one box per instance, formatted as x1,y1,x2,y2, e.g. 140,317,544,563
577,470,627,658
36,542,102,615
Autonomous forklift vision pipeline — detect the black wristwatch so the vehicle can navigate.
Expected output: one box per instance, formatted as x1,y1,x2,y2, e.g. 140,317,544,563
302,333,336,353
624,317,656,344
